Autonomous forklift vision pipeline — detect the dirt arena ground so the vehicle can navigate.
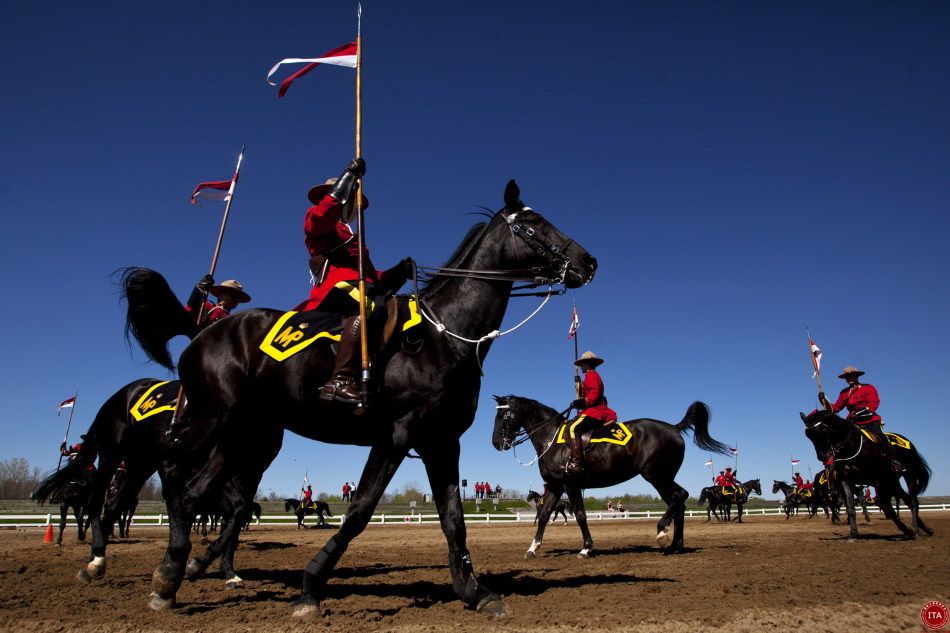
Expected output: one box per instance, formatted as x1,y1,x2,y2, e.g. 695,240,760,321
1,513,947,632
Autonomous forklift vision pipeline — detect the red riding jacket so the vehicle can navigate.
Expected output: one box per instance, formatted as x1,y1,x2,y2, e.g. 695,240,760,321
297,194,380,312
830,383,882,424
578,369,618,423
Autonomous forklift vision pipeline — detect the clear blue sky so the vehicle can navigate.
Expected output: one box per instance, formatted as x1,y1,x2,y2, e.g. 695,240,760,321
2,2,948,501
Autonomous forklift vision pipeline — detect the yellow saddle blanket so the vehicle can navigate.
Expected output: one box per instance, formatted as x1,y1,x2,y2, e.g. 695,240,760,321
260,297,422,362
555,421,633,447
855,428,913,450
129,380,180,422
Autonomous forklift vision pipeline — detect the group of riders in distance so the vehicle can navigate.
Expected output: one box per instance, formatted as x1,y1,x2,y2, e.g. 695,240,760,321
32,154,932,619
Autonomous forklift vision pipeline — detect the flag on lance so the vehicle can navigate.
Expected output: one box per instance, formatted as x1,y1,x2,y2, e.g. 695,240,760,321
809,339,822,378
791,458,801,465
703,459,713,468
728,447,738,456
191,172,238,206
58,396,76,414
267,41,357,98
568,306,579,339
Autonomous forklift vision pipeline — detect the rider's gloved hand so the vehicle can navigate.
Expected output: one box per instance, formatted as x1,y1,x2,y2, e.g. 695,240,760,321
345,157,366,177
817,391,825,402
196,274,215,292
571,398,585,410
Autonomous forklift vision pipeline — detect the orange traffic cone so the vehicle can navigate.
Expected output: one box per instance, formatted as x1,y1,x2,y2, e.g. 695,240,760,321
44,524,54,543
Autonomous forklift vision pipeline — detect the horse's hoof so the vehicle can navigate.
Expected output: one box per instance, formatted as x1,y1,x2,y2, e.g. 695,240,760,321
656,530,670,547
524,550,537,560
577,548,591,559
224,575,244,590
290,595,322,619
77,569,92,583
147,592,175,611
85,557,106,579
151,569,178,597
185,559,202,579
476,594,510,619
901,533,916,541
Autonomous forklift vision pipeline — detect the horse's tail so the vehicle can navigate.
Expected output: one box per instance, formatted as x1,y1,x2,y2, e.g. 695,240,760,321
32,460,85,504
675,401,732,455
118,267,198,369
323,502,333,517
253,502,262,520
907,447,932,495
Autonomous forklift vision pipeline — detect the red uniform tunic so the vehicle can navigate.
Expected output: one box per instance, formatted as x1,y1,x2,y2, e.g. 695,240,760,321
723,471,736,486
800,481,813,491
63,444,96,471
184,299,230,325
301,489,313,506
578,369,618,423
297,195,380,312
830,383,882,424
794,474,804,488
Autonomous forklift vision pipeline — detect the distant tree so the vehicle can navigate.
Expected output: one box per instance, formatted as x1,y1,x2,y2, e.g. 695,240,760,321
0,458,42,500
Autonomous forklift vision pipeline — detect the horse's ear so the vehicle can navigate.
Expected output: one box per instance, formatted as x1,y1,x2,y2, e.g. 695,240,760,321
800,412,807,424
504,179,523,211
493,395,502,403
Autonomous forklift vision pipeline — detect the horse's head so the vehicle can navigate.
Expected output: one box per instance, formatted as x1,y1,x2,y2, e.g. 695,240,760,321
491,395,521,450
746,479,762,496
526,490,541,503
800,409,850,456
771,480,785,494
283,499,293,512
497,180,597,289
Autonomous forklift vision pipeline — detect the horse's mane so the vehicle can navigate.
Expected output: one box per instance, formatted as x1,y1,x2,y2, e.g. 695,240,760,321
502,395,560,421
420,220,489,296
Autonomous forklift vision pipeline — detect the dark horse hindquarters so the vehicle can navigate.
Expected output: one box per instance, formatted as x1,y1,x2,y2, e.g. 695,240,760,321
122,180,596,618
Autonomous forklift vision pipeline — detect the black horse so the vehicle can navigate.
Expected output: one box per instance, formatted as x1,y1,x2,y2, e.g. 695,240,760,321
122,180,596,617
526,490,572,525
698,479,761,523
32,378,269,588
492,395,731,557
772,481,805,519
33,463,91,546
285,498,333,529
697,486,723,522
105,469,137,538
801,410,932,539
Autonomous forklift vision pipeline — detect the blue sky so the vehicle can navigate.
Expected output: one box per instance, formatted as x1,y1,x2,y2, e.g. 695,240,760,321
1,2,948,501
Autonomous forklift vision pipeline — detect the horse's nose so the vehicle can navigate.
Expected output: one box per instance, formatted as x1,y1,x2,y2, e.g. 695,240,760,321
581,253,597,272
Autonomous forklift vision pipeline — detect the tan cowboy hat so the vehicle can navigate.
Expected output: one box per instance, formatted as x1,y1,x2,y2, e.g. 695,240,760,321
574,351,604,368
307,178,370,210
838,365,865,379
210,280,251,303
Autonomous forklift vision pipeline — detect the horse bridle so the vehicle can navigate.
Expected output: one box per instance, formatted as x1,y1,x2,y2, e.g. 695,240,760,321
496,400,572,450
415,208,573,292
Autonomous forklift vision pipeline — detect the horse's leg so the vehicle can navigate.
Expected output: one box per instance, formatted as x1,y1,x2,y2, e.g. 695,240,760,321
838,481,860,540
903,472,934,536
564,487,592,558
414,440,507,618
149,449,230,611
293,442,407,619
880,482,916,539
75,504,87,542
57,503,68,546
644,474,688,552
526,485,564,559
83,462,144,581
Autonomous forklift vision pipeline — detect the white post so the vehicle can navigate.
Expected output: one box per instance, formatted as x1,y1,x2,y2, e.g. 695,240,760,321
158,513,163,526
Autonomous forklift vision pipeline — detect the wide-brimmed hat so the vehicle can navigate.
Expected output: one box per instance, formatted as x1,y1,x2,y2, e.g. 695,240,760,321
210,280,251,303
838,365,865,379
307,178,370,210
574,351,604,368
725,467,732,471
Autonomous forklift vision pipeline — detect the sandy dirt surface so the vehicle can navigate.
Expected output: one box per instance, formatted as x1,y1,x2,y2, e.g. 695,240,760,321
1,513,947,632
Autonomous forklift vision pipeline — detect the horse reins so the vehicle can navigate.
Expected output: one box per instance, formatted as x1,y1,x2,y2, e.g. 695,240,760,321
497,402,572,467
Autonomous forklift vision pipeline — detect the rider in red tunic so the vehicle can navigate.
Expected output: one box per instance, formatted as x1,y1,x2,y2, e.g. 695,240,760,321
819,365,902,473
565,351,618,475
186,277,251,327
296,158,412,405
61,440,96,482
301,484,314,509
793,472,804,490
722,467,737,488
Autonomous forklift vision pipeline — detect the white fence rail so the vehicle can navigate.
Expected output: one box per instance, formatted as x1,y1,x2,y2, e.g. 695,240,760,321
2,504,948,529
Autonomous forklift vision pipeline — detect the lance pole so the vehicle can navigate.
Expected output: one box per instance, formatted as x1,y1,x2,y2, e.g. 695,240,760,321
572,296,581,399
170,145,246,429
57,387,79,472
354,8,370,407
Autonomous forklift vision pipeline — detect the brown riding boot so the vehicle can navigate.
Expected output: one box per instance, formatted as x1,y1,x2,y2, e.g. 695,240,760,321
564,437,585,475
320,316,363,405
875,428,904,474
